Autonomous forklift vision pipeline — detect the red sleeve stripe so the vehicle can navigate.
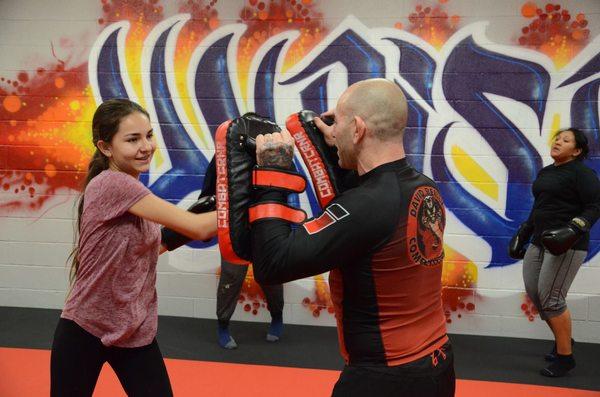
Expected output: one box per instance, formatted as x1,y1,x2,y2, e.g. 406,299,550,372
302,204,349,235
303,211,335,234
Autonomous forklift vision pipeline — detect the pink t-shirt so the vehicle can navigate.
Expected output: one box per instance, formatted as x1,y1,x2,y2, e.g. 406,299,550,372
62,170,160,347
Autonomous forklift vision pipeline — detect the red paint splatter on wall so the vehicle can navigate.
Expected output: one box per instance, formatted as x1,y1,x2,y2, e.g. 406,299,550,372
518,2,590,67
215,265,269,316
238,0,327,71
441,246,477,323
222,265,335,318
302,274,334,318
398,1,460,49
0,64,94,211
1,1,170,212
238,266,268,315
520,293,539,321
98,0,164,26
177,1,221,61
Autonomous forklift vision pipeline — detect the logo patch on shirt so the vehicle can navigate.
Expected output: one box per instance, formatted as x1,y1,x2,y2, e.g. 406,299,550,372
407,186,445,267
303,203,349,235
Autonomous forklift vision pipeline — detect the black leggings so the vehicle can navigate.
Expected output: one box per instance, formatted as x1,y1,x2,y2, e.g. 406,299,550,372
51,318,173,397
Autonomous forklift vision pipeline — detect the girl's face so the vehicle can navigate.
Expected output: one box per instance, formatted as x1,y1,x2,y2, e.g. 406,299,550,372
98,112,156,178
551,130,581,166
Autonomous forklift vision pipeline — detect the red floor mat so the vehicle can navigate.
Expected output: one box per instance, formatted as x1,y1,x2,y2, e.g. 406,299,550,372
1,347,597,396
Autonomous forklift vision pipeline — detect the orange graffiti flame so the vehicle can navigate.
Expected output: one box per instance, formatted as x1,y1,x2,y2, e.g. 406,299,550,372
303,274,334,318
518,2,590,68
441,245,478,323
0,63,95,212
400,2,460,49
176,0,221,66
237,0,328,81
235,265,269,316
98,0,164,27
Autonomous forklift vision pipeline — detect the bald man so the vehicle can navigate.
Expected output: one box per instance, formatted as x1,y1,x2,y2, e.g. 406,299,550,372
250,79,455,397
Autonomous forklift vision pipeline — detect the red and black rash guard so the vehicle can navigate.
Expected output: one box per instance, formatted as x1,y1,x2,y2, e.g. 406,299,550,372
251,158,448,366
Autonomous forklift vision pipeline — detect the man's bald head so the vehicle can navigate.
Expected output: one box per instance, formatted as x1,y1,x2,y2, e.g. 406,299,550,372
339,78,408,141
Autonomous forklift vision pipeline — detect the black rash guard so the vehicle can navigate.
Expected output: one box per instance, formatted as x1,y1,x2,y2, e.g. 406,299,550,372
251,158,448,366
528,160,600,250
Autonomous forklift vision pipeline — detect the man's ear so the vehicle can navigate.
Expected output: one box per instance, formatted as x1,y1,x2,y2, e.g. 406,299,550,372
96,140,112,158
353,115,366,144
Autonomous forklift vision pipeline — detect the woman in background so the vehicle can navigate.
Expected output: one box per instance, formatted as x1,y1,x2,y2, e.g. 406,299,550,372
509,128,600,377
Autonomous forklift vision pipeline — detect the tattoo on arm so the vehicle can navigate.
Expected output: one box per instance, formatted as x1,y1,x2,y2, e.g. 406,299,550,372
258,142,294,168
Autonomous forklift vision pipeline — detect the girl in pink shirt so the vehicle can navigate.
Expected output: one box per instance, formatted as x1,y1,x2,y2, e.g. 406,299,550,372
51,99,217,396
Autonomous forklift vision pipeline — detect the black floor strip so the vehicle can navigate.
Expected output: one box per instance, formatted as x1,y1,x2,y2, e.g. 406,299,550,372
1,306,599,391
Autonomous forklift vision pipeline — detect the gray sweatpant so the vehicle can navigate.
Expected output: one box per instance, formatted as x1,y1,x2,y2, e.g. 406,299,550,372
522,244,586,321
216,259,284,328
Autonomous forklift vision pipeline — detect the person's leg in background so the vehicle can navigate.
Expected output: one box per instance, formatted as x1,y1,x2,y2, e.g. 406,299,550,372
522,244,545,321
216,258,248,349
523,243,550,353
524,246,574,361
537,249,586,377
545,310,574,360
261,282,284,341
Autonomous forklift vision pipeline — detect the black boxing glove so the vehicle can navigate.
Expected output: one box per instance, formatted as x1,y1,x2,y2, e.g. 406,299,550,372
508,221,533,259
161,195,217,251
541,217,589,256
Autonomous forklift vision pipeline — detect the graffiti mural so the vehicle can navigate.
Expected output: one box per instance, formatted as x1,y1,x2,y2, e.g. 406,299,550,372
1,0,598,326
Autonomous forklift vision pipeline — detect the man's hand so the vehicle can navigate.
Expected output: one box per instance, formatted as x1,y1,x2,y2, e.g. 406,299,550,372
314,109,335,147
256,129,295,168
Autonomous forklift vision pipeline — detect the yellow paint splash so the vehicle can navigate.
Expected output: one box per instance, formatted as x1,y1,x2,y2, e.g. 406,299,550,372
451,145,498,201
548,113,561,146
